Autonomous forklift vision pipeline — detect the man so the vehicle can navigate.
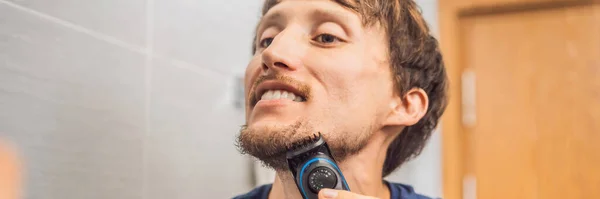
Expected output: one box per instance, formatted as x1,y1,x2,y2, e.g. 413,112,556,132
235,0,448,198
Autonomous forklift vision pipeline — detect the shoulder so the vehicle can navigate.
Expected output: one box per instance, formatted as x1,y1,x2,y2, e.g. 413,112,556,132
232,184,272,199
387,182,439,199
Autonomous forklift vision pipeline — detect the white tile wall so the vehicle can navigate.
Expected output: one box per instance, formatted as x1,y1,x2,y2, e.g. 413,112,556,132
2,0,146,46
146,59,250,198
0,0,260,198
153,0,262,74
0,2,146,198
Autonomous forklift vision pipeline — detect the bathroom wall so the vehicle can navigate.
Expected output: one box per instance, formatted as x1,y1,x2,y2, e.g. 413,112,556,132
0,0,260,198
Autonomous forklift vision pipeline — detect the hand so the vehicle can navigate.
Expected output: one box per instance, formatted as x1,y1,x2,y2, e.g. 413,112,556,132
318,189,380,199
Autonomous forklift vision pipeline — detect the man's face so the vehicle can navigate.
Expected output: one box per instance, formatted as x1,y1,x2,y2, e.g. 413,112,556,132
238,0,395,170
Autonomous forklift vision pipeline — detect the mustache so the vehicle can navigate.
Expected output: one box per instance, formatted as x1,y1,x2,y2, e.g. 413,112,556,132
249,73,311,106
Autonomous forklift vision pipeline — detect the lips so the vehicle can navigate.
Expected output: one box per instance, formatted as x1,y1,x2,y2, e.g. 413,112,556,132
250,81,307,106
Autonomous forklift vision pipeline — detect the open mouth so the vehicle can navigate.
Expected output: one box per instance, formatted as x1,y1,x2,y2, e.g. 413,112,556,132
251,82,307,107
260,90,305,102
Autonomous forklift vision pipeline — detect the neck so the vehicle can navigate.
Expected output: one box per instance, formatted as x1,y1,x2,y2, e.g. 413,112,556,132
268,130,397,199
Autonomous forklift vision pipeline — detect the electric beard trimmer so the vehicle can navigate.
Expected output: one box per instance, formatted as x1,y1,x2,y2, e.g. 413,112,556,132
286,133,350,199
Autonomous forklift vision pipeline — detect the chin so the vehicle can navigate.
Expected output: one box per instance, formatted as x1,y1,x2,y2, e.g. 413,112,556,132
247,113,303,129
248,119,290,128
242,118,315,145
238,119,313,170
246,120,303,137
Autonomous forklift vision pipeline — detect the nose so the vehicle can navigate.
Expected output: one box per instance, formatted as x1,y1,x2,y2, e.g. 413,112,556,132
260,28,303,75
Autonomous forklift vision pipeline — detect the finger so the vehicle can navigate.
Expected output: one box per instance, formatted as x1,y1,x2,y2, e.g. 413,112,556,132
318,189,379,199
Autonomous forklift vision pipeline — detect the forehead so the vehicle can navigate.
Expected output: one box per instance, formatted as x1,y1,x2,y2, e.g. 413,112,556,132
257,0,360,29
261,0,357,16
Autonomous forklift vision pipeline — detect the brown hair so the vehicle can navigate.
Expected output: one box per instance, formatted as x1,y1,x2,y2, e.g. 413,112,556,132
254,0,449,177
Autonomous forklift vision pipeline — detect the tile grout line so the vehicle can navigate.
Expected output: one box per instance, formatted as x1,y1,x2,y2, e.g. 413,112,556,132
0,0,145,54
0,0,231,78
142,0,154,197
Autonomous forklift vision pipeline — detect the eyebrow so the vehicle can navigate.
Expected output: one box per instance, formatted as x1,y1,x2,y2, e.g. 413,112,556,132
255,11,285,37
310,8,357,35
310,8,352,25
256,7,356,36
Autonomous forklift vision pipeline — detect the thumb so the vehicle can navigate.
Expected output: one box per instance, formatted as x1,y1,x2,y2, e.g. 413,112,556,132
318,189,379,199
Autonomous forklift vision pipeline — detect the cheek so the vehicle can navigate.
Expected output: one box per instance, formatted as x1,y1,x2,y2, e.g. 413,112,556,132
308,49,366,94
322,58,383,104
244,56,262,117
245,56,262,92
311,58,378,114
315,56,391,121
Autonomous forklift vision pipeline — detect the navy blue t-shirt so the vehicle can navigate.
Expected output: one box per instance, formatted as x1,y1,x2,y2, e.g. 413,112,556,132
233,181,434,199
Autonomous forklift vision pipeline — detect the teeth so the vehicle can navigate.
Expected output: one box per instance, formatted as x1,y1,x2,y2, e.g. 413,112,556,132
287,93,296,100
261,90,273,100
260,90,304,102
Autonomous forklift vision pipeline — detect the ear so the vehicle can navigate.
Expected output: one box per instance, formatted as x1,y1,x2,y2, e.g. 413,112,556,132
383,88,429,127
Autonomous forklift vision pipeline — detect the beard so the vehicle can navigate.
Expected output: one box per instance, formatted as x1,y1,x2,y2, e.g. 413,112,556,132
236,118,374,171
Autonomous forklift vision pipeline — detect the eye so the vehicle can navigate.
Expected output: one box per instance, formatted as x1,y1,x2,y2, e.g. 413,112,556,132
313,34,342,45
259,37,274,48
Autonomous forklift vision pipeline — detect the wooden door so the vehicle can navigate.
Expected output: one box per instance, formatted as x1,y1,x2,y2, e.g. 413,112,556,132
440,1,600,199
